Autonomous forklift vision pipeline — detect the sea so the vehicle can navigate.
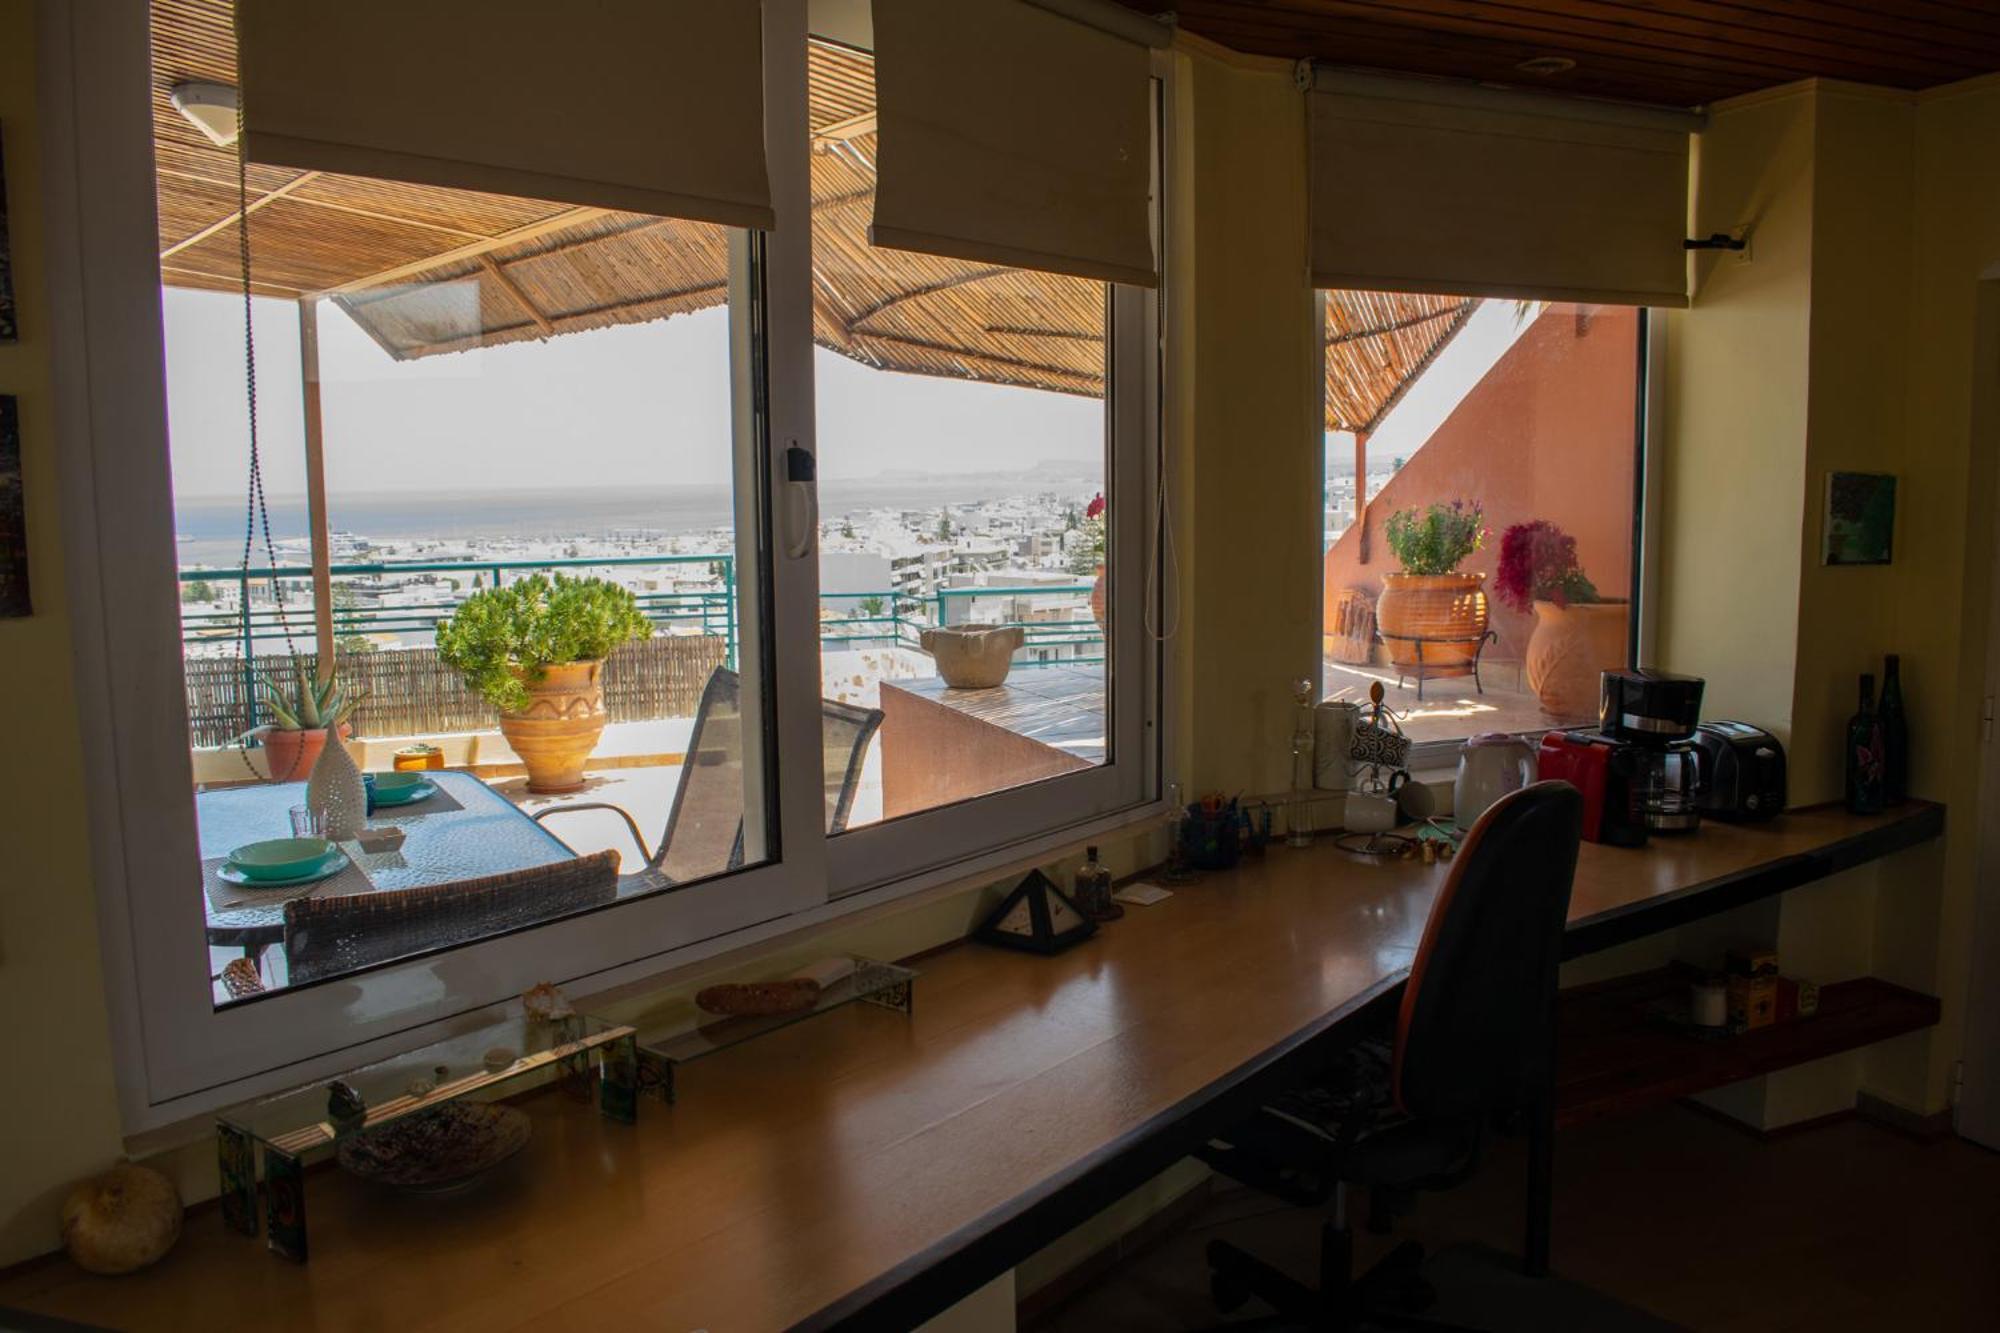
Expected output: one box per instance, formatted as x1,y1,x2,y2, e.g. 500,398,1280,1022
174,473,1097,568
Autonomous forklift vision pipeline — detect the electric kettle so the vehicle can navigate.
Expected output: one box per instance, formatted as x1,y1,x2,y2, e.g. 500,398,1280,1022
1454,733,1537,825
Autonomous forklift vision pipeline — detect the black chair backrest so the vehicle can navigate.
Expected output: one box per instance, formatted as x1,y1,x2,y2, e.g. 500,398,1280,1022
1392,781,1583,1126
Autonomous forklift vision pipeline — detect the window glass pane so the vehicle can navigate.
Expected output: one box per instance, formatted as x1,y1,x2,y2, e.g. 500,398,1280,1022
153,0,775,1006
1322,296,1641,745
808,39,1111,830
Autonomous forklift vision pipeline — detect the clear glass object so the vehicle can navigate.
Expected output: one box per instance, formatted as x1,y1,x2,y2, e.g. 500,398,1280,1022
1161,781,1195,883
288,805,325,838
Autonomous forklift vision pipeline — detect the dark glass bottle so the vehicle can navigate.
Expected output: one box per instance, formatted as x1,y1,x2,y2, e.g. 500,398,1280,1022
1846,673,1886,815
1879,654,1909,804
1073,845,1120,922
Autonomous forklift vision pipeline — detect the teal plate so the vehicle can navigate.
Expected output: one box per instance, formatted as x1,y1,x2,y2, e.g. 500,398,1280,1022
370,777,438,807
218,848,348,890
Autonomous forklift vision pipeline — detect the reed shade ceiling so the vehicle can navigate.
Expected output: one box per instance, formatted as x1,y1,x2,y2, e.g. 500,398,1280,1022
869,0,1161,288
1108,1,2000,109
151,3,1106,398
236,0,772,231
1323,292,1475,434
1309,70,1694,307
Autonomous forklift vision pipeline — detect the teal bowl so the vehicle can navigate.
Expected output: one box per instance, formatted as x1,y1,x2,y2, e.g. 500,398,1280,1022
368,772,434,805
227,837,337,881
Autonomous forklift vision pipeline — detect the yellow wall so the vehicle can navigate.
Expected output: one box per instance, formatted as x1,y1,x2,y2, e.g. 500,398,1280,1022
0,0,133,1265
1655,86,1814,738
1871,75,2000,1112
1175,46,1321,798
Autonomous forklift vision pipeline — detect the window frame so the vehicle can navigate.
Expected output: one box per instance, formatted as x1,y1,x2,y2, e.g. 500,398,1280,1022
1315,295,1658,771
41,0,1168,1131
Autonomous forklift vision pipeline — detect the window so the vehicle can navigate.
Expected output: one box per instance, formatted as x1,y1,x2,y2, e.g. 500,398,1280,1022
56,0,1161,1124
1320,294,1646,757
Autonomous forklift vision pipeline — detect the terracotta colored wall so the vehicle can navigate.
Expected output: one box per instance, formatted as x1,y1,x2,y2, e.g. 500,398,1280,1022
1322,305,1640,663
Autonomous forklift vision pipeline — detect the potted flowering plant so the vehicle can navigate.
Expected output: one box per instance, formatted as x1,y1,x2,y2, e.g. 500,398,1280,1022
1068,492,1108,630
1376,500,1489,674
1495,519,1628,716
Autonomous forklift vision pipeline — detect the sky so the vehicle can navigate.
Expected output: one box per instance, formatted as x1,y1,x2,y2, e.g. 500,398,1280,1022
162,289,1106,499
162,286,1525,502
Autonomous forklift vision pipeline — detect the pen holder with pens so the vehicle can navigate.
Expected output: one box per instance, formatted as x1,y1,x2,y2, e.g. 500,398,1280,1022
1181,797,1243,871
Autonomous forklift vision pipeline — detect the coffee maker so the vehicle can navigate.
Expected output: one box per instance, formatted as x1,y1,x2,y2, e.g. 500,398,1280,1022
1599,668,1706,834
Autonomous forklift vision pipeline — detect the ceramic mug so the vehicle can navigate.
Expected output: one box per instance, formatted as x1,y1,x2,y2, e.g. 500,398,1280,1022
1346,789,1399,833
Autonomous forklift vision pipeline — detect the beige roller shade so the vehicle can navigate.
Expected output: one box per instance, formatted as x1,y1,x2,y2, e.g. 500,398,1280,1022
1309,71,1696,307
238,0,774,231
870,0,1160,288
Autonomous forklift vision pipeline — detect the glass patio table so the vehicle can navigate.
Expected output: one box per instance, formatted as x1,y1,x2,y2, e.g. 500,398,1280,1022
197,769,575,953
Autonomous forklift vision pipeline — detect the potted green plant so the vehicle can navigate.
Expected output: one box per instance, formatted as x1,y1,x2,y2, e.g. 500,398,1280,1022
256,656,363,782
435,574,651,792
1376,500,1489,674
1495,519,1628,716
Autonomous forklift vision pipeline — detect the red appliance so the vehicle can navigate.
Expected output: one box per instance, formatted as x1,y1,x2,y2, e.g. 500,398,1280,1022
1537,730,1650,847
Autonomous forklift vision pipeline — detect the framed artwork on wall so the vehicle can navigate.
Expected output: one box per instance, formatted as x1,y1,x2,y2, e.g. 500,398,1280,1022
0,123,15,343
0,395,26,617
1823,471,1896,567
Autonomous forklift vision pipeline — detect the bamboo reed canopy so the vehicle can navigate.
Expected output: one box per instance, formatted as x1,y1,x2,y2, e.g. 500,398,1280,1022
1323,292,1478,433
150,2,1107,398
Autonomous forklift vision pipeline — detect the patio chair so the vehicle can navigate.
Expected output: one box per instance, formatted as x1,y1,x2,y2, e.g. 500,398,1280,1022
278,851,621,986
532,667,884,884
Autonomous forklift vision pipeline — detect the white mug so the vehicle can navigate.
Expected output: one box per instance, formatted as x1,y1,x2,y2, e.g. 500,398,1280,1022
1345,790,1398,833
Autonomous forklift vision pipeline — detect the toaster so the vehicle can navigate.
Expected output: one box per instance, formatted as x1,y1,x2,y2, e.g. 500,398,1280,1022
1692,722,1787,822
1537,730,1650,848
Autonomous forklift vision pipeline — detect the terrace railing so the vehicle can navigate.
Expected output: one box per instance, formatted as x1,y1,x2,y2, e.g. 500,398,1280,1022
178,557,1104,743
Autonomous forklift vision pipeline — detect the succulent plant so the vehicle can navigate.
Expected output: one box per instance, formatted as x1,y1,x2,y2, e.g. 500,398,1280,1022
259,655,363,732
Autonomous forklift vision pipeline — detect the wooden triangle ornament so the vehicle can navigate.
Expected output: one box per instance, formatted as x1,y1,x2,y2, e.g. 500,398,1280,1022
974,869,1098,955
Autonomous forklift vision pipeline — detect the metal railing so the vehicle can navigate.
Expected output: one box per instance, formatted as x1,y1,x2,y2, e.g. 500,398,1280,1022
177,556,1104,736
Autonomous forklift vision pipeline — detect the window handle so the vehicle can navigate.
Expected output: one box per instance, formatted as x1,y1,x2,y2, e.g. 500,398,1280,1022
783,443,818,560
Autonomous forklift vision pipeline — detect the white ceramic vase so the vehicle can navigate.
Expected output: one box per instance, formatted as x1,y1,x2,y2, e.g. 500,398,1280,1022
305,726,368,839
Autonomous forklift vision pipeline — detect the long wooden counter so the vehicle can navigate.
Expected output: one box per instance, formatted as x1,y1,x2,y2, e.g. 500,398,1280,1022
0,802,1943,1332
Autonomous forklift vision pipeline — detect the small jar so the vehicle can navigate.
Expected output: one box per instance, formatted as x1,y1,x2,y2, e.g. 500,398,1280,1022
1691,974,1728,1028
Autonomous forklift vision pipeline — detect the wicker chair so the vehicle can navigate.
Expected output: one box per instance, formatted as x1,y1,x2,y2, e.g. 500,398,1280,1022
280,850,621,986
533,667,883,884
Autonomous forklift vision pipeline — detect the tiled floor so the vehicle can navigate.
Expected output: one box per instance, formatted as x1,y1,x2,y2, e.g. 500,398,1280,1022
1324,658,1593,745
1034,1105,2000,1332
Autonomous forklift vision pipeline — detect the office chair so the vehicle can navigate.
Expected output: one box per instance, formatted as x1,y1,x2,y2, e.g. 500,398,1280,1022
1196,780,1584,1331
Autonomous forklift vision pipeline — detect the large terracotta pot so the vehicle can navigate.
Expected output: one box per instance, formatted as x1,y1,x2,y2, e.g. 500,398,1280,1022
1374,572,1489,672
257,722,352,784
1089,565,1108,632
1525,600,1630,718
498,659,608,793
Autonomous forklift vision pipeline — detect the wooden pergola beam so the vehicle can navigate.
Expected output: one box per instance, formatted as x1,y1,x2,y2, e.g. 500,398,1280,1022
158,170,322,261
478,254,554,336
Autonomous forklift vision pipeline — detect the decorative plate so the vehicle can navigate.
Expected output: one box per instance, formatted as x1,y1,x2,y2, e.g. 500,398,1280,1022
336,1102,531,1193
216,848,347,890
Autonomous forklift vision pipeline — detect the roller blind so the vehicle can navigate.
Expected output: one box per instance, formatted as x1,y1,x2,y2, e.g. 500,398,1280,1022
1308,71,1696,307
237,0,774,231
870,0,1160,288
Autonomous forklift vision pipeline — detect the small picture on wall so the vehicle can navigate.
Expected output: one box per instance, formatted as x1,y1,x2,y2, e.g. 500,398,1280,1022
0,124,15,343
0,395,27,617
1824,471,1896,566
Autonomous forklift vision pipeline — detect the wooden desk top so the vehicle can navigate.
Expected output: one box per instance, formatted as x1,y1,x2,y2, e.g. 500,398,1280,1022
2,802,1941,1333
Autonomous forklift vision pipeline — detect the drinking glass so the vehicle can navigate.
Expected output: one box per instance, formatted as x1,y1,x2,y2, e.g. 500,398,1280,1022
289,806,326,839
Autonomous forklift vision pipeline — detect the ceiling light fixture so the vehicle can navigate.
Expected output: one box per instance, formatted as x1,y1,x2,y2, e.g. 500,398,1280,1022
170,80,241,147
1515,56,1577,77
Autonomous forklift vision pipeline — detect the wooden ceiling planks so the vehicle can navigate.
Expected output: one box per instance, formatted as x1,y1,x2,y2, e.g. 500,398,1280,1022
1126,0,2000,107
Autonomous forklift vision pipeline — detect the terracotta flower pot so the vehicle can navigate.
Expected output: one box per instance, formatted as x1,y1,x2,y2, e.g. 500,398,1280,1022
1089,565,1108,632
1525,600,1629,718
498,659,608,794
1374,572,1489,672
922,626,1025,688
258,722,352,784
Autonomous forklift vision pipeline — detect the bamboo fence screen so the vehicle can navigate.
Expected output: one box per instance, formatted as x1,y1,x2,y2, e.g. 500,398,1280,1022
182,635,728,749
